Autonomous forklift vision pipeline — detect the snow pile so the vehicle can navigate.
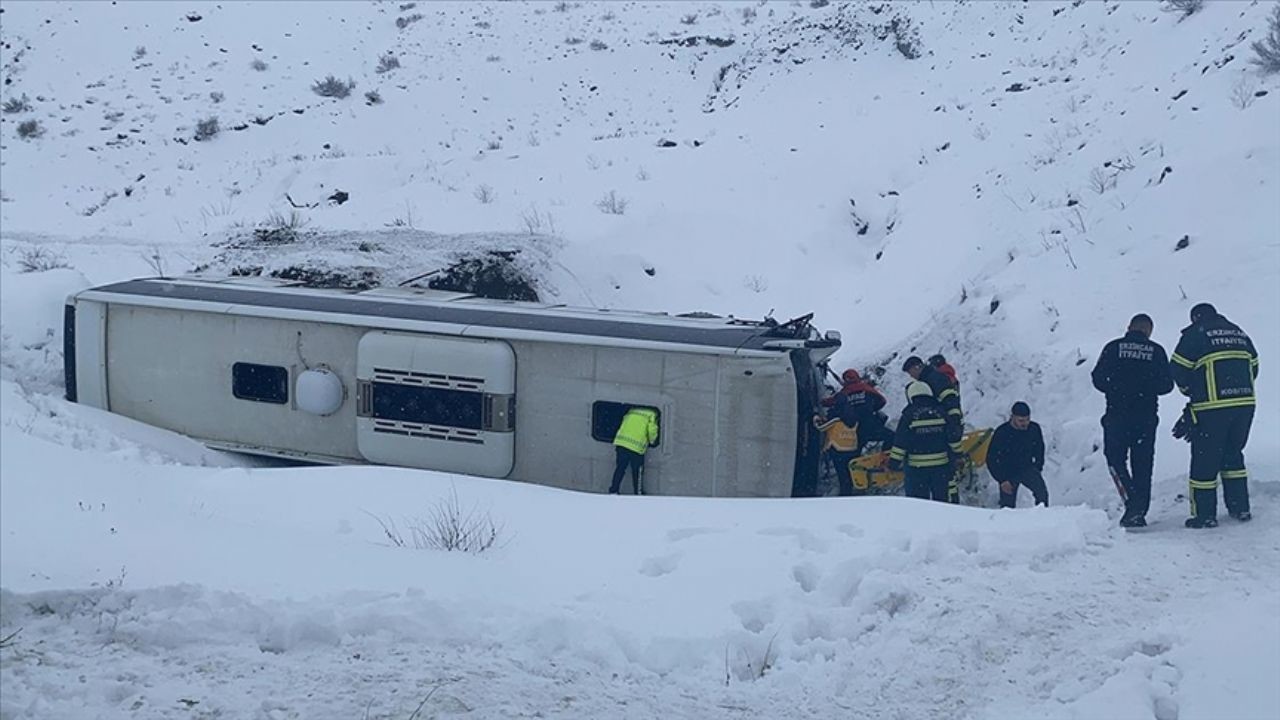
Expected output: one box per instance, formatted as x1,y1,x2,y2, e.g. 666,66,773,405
5,427,1275,719
1,1,1279,717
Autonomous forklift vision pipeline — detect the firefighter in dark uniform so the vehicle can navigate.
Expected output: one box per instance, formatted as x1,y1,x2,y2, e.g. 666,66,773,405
1171,303,1259,528
1091,313,1174,528
888,381,963,502
903,356,964,502
824,369,895,452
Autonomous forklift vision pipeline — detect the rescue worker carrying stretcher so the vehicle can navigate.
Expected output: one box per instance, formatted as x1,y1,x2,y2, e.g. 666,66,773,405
888,381,964,502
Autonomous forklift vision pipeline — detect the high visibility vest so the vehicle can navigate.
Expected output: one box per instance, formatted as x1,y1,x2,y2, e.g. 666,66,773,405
614,409,659,455
816,417,859,452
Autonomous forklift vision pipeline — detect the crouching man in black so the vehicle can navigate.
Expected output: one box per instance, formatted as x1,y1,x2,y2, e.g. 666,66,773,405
987,401,1048,508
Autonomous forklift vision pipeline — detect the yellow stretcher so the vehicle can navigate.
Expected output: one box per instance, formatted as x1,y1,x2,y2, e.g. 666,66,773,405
849,428,994,494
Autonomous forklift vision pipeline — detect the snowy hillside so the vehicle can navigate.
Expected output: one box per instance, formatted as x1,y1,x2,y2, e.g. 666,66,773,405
2,1,1278,718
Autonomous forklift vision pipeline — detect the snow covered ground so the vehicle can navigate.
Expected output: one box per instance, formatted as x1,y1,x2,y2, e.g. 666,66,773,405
2,1,1279,718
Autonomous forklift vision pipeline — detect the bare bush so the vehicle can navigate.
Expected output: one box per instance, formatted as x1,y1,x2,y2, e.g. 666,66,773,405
1163,0,1204,18
368,488,505,554
565,36,584,45
396,12,423,29
520,206,557,234
2,94,31,114
589,39,609,51
16,119,43,139
554,1,570,11
376,54,400,74
254,210,308,244
312,75,356,98
1088,167,1117,194
365,90,383,105
194,116,220,141
0,628,22,650
596,190,628,215
250,57,268,71
474,184,495,204
209,91,224,104
142,246,167,276
741,6,757,23
681,12,699,25
1231,75,1258,109
1253,5,1280,74
133,46,147,60
18,246,69,273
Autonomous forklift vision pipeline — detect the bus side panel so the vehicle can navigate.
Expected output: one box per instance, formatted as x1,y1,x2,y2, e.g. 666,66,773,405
104,304,364,461
717,355,798,498
505,341,718,496
72,299,109,409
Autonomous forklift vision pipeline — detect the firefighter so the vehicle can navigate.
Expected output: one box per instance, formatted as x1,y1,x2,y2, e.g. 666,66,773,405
928,354,960,393
888,381,963,502
824,368,894,452
1171,303,1259,528
987,402,1049,508
903,356,964,501
813,394,860,496
608,406,659,495
1091,313,1174,528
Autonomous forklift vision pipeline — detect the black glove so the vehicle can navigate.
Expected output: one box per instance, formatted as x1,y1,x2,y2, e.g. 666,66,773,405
1172,406,1193,442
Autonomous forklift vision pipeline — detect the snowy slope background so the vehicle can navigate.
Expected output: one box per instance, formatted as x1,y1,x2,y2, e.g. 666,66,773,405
1,1,1278,718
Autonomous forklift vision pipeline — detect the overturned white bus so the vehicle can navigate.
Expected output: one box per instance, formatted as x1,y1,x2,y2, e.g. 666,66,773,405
64,276,840,497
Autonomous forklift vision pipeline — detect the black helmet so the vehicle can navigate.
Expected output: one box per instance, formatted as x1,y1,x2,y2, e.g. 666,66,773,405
1190,303,1217,323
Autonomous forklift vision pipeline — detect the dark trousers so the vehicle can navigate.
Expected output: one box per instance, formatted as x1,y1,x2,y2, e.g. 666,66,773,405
829,450,860,497
609,446,645,495
904,466,951,503
997,470,1049,508
860,420,896,453
1102,412,1157,520
1188,407,1254,520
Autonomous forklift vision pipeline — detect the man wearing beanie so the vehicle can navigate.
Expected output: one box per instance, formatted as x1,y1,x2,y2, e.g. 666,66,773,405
1091,313,1174,528
986,402,1048,508
1171,303,1260,529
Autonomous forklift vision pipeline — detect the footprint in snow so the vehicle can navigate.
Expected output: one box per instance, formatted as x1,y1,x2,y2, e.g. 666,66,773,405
638,553,680,577
758,526,830,553
666,527,722,542
791,563,821,593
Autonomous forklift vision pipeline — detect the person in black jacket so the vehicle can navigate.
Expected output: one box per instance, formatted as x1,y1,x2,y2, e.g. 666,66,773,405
1171,303,1260,529
1091,313,1174,528
987,402,1048,508
888,381,962,502
903,356,965,502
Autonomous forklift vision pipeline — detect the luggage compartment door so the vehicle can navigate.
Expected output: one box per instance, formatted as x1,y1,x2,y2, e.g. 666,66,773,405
356,331,516,477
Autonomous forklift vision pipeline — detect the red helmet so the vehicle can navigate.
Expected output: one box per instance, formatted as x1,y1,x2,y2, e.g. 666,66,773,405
841,368,861,384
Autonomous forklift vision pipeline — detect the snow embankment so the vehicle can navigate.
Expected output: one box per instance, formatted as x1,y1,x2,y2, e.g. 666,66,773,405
4,423,1279,719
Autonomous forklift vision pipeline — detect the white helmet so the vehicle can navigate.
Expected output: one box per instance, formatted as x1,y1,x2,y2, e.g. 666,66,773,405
905,381,932,402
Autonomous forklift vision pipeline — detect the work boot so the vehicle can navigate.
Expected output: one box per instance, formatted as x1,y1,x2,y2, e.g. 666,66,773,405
1184,516,1219,529
1120,516,1147,528
1230,511,1253,522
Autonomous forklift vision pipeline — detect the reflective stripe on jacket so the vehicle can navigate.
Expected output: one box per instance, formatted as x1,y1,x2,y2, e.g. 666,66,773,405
1170,315,1258,415
888,403,959,469
815,416,859,452
614,408,659,455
